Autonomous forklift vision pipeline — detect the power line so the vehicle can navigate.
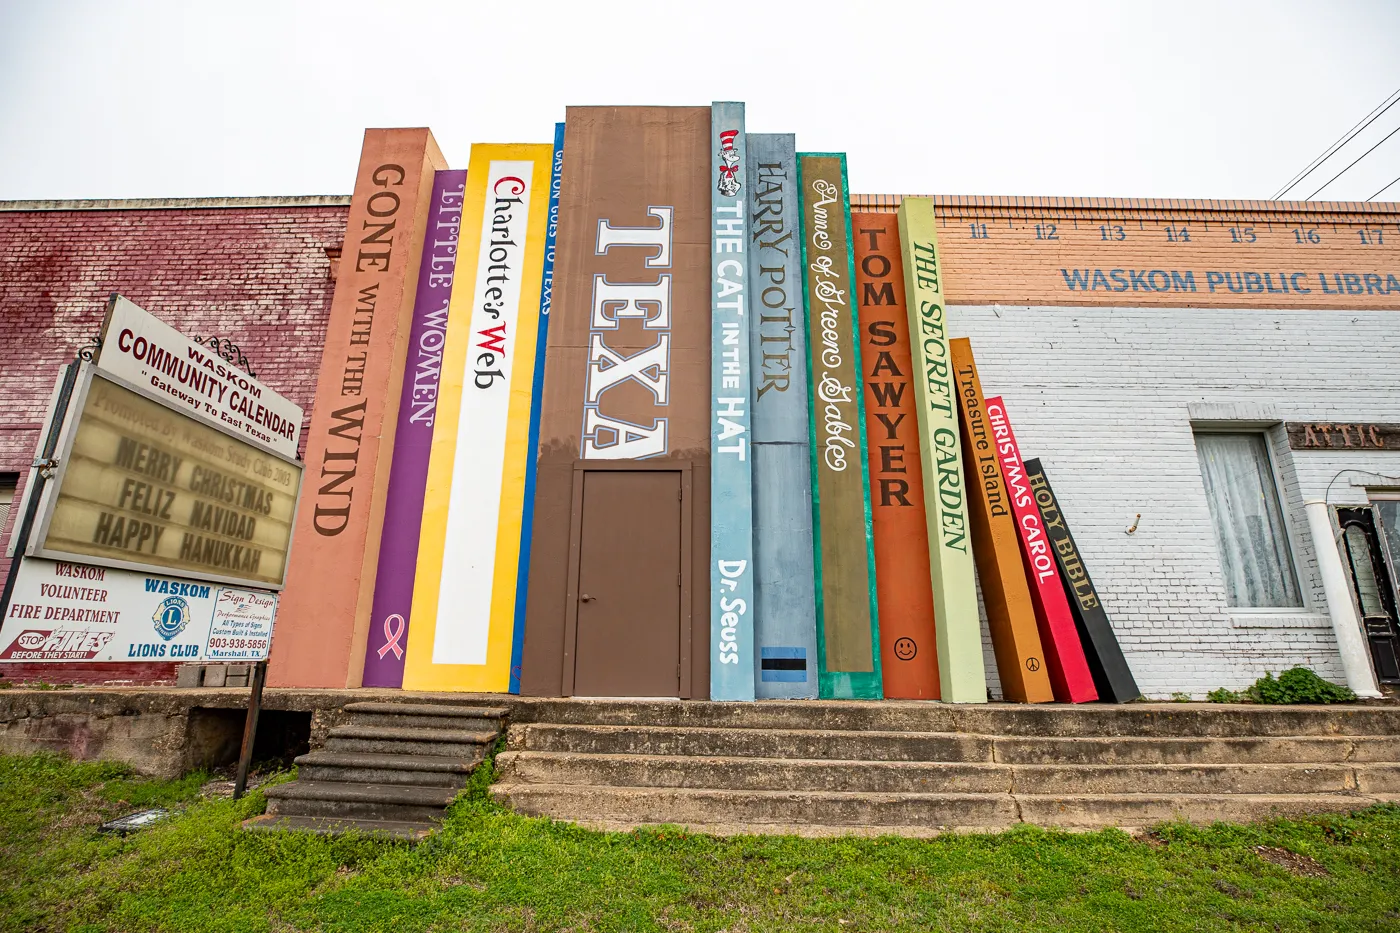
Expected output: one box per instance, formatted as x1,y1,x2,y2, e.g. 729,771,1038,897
1273,86,1400,199
1368,173,1400,201
1304,122,1400,200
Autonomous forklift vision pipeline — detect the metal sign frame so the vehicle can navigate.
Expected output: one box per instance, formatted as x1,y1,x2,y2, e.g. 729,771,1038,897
23,362,304,591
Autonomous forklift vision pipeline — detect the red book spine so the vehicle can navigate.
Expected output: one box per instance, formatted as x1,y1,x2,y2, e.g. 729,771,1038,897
985,397,1098,702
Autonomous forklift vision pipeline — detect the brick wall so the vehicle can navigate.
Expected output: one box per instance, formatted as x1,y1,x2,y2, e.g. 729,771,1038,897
954,305,1400,698
853,194,1400,312
0,198,348,685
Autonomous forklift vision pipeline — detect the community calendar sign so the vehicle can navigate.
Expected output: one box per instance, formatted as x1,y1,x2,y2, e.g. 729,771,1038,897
97,296,303,460
12,296,304,592
0,558,276,662
28,372,301,588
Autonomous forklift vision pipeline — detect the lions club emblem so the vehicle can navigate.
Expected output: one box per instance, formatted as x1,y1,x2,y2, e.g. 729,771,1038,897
152,596,190,641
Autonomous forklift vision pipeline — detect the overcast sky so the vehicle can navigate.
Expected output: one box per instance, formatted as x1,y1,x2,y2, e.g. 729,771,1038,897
2,0,1398,202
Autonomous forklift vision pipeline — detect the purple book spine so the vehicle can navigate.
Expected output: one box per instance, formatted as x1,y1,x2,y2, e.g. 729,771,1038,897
361,169,467,687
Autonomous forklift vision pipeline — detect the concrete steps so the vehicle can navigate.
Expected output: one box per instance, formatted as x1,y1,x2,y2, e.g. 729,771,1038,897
492,783,1382,833
497,751,1400,795
489,700,1400,834
245,702,507,839
296,750,476,787
242,814,437,841
507,699,1400,736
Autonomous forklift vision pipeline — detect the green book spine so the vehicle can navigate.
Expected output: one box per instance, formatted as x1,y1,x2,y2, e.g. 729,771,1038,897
896,198,987,703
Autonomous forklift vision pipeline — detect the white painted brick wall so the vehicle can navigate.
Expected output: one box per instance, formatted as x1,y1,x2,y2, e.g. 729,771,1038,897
951,305,1400,699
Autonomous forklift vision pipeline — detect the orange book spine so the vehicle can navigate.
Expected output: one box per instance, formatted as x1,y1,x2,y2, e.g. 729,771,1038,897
950,338,1054,703
852,213,940,698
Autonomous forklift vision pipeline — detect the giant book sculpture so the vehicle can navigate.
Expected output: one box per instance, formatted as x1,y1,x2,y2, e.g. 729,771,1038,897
1023,458,1142,703
896,198,985,703
950,339,1052,703
709,102,757,701
748,133,819,698
797,152,882,699
853,212,940,699
985,397,1097,702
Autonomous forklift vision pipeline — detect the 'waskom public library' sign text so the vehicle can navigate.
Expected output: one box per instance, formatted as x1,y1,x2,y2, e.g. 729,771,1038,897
1,297,304,664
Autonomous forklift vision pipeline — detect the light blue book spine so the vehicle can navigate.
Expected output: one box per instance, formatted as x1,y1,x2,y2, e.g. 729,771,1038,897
746,133,818,699
709,102,757,701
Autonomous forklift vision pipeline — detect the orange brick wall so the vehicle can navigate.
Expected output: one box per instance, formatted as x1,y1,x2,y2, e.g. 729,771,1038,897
852,195,1400,310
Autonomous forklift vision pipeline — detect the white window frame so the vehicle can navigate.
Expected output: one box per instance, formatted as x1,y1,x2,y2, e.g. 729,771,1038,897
1193,427,1306,612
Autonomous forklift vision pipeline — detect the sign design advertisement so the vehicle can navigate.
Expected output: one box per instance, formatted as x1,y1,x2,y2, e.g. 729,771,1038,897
897,198,986,703
709,102,756,701
852,213,940,699
747,133,818,699
1,558,276,663
361,168,468,687
403,143,553,693
577,204,675,461
985,397,1097,702
98,296,303,460
950,339,1052,703
798,152,881,700
33,372,300,589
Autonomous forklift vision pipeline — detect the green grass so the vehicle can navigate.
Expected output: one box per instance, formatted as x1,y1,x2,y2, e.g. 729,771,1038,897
2,753,1399,932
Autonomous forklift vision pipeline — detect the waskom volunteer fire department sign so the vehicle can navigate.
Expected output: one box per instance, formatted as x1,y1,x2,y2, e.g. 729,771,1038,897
2,558,276,663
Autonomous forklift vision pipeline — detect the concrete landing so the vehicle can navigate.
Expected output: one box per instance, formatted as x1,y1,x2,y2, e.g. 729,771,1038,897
489,700,1400,834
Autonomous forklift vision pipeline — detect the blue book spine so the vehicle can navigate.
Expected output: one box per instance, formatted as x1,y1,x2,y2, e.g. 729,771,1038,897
709,102,757,701
747,133,818,699
509,122,565,694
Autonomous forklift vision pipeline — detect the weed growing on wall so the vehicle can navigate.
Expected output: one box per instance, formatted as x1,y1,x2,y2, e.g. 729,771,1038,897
1206,667,1358,704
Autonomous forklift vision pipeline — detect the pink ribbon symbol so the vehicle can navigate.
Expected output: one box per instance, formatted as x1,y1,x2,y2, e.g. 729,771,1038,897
378,613,406,660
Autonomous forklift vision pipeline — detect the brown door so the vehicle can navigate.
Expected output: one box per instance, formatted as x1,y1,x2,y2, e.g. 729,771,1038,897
573,470,683,696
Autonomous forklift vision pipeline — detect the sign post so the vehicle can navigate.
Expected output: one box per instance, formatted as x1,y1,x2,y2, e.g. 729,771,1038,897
233,659,268,800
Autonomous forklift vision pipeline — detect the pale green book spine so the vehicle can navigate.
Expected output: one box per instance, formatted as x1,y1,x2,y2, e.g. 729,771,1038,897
896,199,988,703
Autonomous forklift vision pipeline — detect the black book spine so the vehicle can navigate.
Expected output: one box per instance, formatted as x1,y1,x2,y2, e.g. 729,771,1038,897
1023,458,1142,703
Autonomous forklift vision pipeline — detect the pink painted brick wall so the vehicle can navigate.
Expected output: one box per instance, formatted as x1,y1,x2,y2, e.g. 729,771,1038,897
0,203,348,684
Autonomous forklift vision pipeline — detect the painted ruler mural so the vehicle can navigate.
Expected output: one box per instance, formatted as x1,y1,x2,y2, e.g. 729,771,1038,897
402,143,554,692
849,195,1400,311
950,338,1052,703
747,133,817,697
362,168,467,687
1023,458,1142,703
798,153,881,699
851,212,940,699
896,198,986,703
709,102,757,701
985,397,1097,702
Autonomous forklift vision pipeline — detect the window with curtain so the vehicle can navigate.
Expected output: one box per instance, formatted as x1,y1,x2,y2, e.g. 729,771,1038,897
1194,433,1302,608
